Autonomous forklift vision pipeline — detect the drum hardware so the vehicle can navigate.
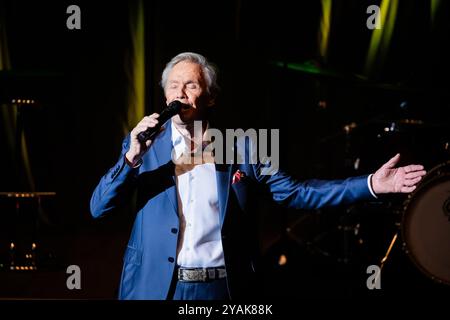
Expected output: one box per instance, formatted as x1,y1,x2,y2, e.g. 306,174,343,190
380,233,398,268
368,232,399,285
285,214,334,259
400,161,450,285
444,197,450,220
367,161,450,286
285,207,373,264
286,227,332,259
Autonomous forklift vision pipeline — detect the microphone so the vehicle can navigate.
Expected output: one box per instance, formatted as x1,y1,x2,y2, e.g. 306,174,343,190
137,100,190,143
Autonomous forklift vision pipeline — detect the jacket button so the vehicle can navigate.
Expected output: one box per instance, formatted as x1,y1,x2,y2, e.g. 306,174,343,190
171,228,178,234
168,257,175,263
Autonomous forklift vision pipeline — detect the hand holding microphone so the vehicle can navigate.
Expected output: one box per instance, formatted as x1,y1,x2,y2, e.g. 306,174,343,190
125,101,190,166
137,100,189,143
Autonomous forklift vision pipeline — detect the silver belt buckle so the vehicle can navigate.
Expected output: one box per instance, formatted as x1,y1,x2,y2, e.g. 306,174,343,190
178,267,226,282
179,268,207,282
198,269,207,281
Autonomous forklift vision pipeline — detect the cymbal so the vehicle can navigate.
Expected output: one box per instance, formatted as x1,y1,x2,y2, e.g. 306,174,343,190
320,118,449,143
354,81,421,93
345,118,449,131
270,60,424,92
270,60,368,81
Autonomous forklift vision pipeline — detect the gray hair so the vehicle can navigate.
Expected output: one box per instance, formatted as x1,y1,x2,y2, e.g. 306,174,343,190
161,52,219,96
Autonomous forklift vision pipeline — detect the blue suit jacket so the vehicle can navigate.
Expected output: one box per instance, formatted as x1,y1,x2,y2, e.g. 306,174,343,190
90,120,374,300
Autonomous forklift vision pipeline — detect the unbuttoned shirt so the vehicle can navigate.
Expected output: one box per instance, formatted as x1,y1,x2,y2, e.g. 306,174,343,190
171,120,224,268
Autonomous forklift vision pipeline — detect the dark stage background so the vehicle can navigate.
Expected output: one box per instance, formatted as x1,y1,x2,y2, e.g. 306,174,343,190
1,0,450,299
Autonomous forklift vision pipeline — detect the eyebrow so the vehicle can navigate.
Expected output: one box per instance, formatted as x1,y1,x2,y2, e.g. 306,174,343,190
168,80,199,85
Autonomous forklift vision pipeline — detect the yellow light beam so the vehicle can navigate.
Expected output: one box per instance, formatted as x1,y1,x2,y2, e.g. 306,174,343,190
364,0,399,77
318,0,332,61
124,0,146,134
431,0,441,27
21,131,36,191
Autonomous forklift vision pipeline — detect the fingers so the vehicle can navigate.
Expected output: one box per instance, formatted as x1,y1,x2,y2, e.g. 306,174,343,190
403,176,422,186
126,114,161,162
400,169,426,193
382,153,400,169
403,164,425,173
400,185,416,193
138,114,159,128
145,113,160,120
131,114,160,137
405,170,426,179
136,120,158,132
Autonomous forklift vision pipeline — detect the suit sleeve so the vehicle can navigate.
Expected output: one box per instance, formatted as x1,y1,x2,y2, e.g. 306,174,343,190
90,136,139,218
251,161,376,210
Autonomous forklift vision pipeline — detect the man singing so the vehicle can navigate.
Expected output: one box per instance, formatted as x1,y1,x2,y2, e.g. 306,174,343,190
90,52,426,300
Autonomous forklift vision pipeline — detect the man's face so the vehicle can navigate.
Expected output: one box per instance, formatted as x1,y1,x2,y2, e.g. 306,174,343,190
165,61,213,124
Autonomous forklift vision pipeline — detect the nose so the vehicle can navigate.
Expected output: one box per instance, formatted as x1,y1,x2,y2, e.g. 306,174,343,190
175,87,187,100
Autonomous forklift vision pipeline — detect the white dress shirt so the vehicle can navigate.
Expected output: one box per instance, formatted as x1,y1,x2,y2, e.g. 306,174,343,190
367,174,377,198
171,120,225,268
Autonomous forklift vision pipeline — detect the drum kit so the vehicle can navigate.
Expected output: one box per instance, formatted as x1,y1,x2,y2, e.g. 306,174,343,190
401,160,450,285
340,100,450,281
276,61,450,288
283,118,450,292
317,117,450,287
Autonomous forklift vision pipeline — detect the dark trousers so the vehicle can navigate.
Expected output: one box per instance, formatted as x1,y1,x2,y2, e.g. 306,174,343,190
169,278,230,300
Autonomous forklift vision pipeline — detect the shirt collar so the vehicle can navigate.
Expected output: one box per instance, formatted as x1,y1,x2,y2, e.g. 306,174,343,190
171,119,211,160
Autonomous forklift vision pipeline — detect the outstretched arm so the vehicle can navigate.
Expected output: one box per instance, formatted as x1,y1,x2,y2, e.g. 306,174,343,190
370,153,426,195
252,154,425,210
252,162,374,210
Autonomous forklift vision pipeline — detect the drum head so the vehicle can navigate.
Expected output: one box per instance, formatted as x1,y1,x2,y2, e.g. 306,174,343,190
402,172,450,285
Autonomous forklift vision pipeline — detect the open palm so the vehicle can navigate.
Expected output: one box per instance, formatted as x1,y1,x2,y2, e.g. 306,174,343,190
371,153,426,195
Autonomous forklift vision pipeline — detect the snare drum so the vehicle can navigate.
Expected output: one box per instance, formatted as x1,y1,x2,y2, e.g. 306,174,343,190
401,161,450,285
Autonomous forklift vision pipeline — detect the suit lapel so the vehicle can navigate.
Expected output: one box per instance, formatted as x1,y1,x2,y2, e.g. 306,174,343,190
150,120,178,215
215,163,232,228
150,119,233,225
208,122,233,228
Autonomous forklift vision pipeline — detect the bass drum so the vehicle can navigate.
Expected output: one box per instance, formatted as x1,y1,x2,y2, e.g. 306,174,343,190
402,161,450,285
